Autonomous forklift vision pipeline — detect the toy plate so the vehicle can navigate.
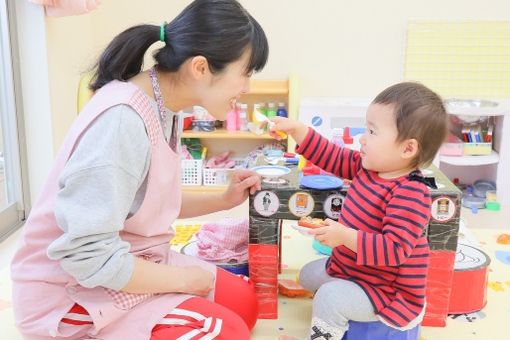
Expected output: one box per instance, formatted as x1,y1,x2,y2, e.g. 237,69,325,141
300,175,343,190
291,224,315,237
251,165,291,178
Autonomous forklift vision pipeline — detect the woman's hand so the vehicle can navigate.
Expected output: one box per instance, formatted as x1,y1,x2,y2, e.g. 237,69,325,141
221,169,261,209
181,266,215,296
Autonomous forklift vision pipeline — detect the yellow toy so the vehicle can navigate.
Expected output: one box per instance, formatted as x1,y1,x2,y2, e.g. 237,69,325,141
77,72,94,113
253,109,287,139
170,224,202,245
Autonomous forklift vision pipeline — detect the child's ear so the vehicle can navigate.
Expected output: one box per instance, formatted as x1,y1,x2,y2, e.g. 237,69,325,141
401,138,419,160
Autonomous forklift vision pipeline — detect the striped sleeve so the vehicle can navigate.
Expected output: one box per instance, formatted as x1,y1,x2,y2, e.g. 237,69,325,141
295,128,362,180
356,182,431,267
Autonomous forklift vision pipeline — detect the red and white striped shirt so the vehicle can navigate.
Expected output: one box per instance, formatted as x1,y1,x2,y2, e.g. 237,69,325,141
296,129,431,328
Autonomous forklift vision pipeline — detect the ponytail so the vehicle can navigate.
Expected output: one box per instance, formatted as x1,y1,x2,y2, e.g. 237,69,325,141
90,25,159,91
89,0,268,91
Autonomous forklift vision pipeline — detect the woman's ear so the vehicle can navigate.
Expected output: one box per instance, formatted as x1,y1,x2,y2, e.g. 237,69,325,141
401,138,419,160
189,55,210,80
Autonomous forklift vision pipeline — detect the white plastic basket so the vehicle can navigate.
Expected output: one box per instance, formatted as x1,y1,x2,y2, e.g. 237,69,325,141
203,158,245,186
181,158,203,186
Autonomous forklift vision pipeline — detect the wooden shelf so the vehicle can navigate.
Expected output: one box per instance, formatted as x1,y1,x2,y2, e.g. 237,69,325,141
182,128,282,140
248,80,288,95
180,77,299,193
439,150,499,166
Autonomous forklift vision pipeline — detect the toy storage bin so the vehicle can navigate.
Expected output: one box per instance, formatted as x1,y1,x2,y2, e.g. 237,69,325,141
440,138,492,156
463,142,492,155
445,114,494,156
439,134,463,156
181,158,203,185
203,158,245,186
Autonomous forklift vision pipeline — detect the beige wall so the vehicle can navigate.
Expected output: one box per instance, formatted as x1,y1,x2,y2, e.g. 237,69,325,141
45,0,510,150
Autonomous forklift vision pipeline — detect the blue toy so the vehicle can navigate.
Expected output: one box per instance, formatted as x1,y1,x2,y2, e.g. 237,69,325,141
342,321,420,340
312,239,332,256
219,262,249,276
300,175,343,190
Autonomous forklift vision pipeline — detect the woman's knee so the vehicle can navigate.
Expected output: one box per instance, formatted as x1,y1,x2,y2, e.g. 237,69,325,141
151,297,250,340
214,269,258,330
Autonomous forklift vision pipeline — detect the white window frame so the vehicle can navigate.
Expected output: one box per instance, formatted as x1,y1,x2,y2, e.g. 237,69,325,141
0,0,30,240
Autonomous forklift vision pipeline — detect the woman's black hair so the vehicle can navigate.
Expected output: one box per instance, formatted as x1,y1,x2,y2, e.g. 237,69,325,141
90,0,269,91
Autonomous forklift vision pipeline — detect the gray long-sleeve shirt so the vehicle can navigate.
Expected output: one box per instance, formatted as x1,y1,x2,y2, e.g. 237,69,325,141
47,100,174,290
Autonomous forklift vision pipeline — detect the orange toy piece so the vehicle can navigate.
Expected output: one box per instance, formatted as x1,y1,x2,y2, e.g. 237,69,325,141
278,279,311,298
298,216,325,229
497,233,510,245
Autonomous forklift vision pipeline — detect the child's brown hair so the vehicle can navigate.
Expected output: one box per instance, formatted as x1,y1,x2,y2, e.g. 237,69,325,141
373,82,448,168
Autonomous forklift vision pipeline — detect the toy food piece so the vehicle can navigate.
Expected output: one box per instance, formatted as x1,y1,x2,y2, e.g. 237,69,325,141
170,224,201,245
497,234,510,245
278,279,311,298
298,216,325,229
253,109,287,139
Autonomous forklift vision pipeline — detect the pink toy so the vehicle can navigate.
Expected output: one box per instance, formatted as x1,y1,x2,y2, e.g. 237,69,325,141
196,218,249,263
205,151,236,169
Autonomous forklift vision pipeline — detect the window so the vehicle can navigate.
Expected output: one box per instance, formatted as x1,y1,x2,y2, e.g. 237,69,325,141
0,0,28,240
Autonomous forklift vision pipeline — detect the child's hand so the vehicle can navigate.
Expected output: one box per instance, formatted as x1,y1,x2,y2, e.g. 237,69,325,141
182,266,215,296
267,117,309,144
308,218,345,248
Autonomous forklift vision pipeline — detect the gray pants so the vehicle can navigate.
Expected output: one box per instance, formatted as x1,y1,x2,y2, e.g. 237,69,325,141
299,258,378,339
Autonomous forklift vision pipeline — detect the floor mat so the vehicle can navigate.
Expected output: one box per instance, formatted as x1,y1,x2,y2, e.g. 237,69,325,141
0,221,508,339
251,223,510,340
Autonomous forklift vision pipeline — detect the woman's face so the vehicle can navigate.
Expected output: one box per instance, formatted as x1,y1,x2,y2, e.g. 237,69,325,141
197,49,252,120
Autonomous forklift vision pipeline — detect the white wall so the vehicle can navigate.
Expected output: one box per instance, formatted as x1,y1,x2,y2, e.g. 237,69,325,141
246,0,510,97
17,0,510,200
44,0,510,149
14,1,54,204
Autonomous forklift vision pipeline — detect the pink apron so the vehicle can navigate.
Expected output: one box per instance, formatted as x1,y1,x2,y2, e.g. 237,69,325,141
11,80,216,339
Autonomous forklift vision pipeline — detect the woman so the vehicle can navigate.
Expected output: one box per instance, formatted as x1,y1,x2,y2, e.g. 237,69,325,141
11,1,268,339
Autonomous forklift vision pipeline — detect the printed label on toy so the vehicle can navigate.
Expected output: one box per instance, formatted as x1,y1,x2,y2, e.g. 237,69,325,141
253,190,280,217
431,196,456,222
323,194,343,219
288,192,315,217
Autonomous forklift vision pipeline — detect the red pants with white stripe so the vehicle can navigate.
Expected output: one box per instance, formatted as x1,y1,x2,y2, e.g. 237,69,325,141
151,269,257,339
62,269,258,339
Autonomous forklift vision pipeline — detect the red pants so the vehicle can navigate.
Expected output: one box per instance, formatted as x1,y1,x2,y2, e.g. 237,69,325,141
151,269,258,339
63,269,258,339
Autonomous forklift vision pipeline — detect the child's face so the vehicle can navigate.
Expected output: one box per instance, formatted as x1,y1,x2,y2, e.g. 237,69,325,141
359,103,414,174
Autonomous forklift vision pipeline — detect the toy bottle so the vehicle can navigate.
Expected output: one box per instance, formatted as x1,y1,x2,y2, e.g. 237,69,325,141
276,103,288,118
226,106,237,131
266,102,277,119
238,103,249,131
